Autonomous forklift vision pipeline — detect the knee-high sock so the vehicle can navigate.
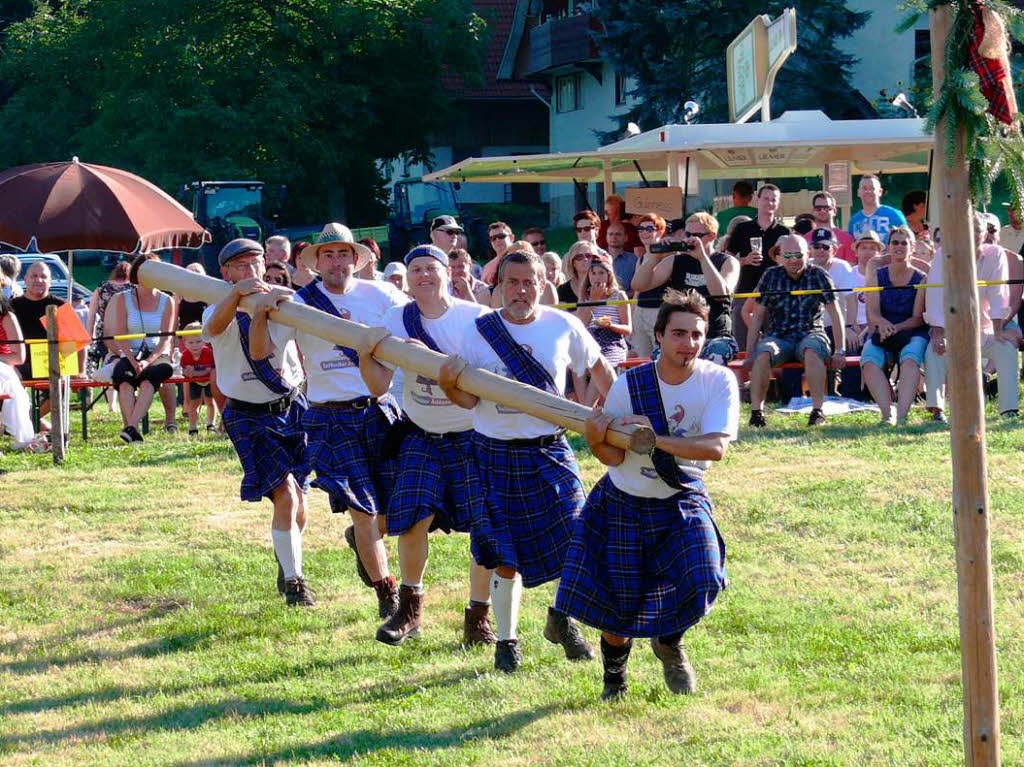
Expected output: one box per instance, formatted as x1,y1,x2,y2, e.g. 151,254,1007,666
491,574,523,642
272,526,301,580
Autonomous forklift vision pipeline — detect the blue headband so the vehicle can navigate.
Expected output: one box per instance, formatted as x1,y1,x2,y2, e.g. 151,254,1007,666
404,244,449,268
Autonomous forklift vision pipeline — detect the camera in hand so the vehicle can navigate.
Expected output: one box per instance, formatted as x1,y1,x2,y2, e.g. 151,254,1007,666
649,240,695,254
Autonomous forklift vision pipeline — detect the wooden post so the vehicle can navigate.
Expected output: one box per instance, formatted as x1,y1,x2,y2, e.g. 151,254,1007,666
138,261,656,455
930,8,1001,767
46,305,66,464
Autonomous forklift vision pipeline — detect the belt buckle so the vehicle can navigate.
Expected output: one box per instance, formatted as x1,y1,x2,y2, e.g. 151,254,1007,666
351,398,368,410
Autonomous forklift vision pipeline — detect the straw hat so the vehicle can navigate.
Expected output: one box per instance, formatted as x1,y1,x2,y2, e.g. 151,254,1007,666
298,223,374,271
853,230,884,251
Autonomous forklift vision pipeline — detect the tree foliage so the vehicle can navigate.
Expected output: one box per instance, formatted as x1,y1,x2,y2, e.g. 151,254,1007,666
0,0,486,224
594,0,870,142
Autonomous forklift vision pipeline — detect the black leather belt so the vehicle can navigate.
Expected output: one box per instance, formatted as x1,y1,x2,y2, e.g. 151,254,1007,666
313,396,379,410
500,430,566,448
226,391,296,415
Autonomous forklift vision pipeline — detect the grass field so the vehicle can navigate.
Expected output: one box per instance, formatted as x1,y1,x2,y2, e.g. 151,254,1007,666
1,402,1022,766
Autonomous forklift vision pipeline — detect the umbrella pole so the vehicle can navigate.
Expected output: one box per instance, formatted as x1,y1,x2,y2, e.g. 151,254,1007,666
67,250,74,302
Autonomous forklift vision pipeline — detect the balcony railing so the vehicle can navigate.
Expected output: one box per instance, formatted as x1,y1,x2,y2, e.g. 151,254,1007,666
525,13,600,77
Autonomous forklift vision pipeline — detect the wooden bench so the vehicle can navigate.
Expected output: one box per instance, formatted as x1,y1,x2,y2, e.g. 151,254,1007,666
23,376,208,441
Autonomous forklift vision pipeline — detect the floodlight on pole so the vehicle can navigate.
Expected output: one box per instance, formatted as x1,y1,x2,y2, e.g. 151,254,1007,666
892,92,919,117
683,101,700,124
624,122,642,138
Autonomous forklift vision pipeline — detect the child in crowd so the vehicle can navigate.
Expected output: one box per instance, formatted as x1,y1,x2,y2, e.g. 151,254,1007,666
180,321,217,435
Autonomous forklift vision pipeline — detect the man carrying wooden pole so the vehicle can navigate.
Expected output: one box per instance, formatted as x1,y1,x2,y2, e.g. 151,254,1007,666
930,5,1001,765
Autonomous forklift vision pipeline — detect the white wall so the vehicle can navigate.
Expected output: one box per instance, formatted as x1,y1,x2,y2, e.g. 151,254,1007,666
837,0,929,105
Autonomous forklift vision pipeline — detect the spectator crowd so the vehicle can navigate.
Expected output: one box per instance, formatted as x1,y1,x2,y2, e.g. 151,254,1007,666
2,174,1022,453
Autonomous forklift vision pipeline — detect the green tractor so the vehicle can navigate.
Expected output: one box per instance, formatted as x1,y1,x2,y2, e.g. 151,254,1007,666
183,181,276,272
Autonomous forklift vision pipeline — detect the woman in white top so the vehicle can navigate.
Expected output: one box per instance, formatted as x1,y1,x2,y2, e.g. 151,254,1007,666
104,253,177,443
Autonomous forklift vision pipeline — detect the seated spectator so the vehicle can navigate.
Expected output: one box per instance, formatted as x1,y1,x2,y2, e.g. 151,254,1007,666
574,209,601,246
743,235,846,428
715,181,758,232
356,238,384,280
429,215,463,254
522,227,547,254
0,279,46,451
804,191,856,264
265,235,294,274
630,212,739,365
848,175,908,240
384,261,408,293
449,248,491,304
0,255,22,298
11,262,64,381
605,221,638,294
808,228,861,397
925,212,1018,421
999,202,1024,256
104,253,177,443
845,232,883,353
290,241,318,287
597,195,639,252
632,212,669,357
481,221,514,285
575,252,631,404
716,214,751,255
541,252,565,287
558,241,598,309
901,190,929,238
860,226,928,425
265,262,293,288
489,241,557,308
180,321,217,436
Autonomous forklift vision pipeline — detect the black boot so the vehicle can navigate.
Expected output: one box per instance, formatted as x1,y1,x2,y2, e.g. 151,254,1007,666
650,636,697,694
494,639,523,673
283,577,315,607
600,637,632,700
376,585,423,645
543,606,594,661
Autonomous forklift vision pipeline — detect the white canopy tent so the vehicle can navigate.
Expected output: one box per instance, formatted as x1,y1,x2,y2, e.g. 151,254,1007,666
423,110,936,221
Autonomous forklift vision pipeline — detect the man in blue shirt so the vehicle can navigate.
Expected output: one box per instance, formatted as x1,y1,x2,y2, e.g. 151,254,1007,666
606,222,637,293
848,175,908,241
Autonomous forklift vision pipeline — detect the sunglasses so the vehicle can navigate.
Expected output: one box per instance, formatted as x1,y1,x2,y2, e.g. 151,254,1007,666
813,204,833,211
683,230,706,237
811,243,833,250
780,252,805,260
637,224,657,232
529,240,547,248
268,274,288,285
575,225,594,232
489,233,510,241
442,228,460,236
889,240,911,247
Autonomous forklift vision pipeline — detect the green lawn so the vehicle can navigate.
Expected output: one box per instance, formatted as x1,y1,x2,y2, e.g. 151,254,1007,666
1,403,1022,766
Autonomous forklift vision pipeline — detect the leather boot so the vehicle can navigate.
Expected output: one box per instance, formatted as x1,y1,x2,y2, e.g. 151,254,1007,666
543,606,594,661
600,637,632,700
376,585,423,645
374,576,400,620
463,602,497,646
650,636,697,694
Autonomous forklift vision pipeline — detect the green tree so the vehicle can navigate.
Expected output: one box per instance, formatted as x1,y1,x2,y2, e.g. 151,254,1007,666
595,0,870,141
0,0,485,224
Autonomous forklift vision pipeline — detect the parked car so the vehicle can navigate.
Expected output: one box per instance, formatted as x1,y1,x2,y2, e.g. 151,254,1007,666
15,253,70,282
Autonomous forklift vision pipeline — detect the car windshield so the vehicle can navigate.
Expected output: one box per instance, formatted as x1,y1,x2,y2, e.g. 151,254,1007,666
204,187,261,221
396,182,457,223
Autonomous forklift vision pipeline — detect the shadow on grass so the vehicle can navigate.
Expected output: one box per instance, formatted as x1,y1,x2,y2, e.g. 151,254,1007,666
0,667,496,749
170,703,563,767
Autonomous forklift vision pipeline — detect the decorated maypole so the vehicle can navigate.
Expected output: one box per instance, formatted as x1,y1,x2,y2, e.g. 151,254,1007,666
916,0,1024,764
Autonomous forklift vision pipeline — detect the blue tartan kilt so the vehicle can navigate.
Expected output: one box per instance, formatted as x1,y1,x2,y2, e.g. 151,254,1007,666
555,474,727,638
471,433,586,588
303,397,400,516
386,428,482,536
222,399,310,503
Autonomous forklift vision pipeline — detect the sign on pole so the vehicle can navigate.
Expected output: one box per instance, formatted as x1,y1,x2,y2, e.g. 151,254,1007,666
824,161,853,206
625,187,683,221
727,8,797,123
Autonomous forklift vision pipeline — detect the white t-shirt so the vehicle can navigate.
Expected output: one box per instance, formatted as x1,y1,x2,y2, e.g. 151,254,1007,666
292,279,408,403
848,267,869,325
820,259,854,329
459,305,602,440
201,303,304,404
603,360,739,499
382,298,491,434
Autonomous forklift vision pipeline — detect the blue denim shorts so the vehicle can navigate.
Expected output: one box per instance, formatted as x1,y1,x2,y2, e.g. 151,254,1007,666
700,335,739,365
754,333,831,366
860,334,928,369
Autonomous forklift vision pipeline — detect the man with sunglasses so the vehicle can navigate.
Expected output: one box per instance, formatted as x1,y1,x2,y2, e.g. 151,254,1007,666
631,214,739,364
743,234,847,428
429,215,464,255
481,221,515,285
804,192,856,265
522,227,547,253
203,239,313,607
573,210,601,245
